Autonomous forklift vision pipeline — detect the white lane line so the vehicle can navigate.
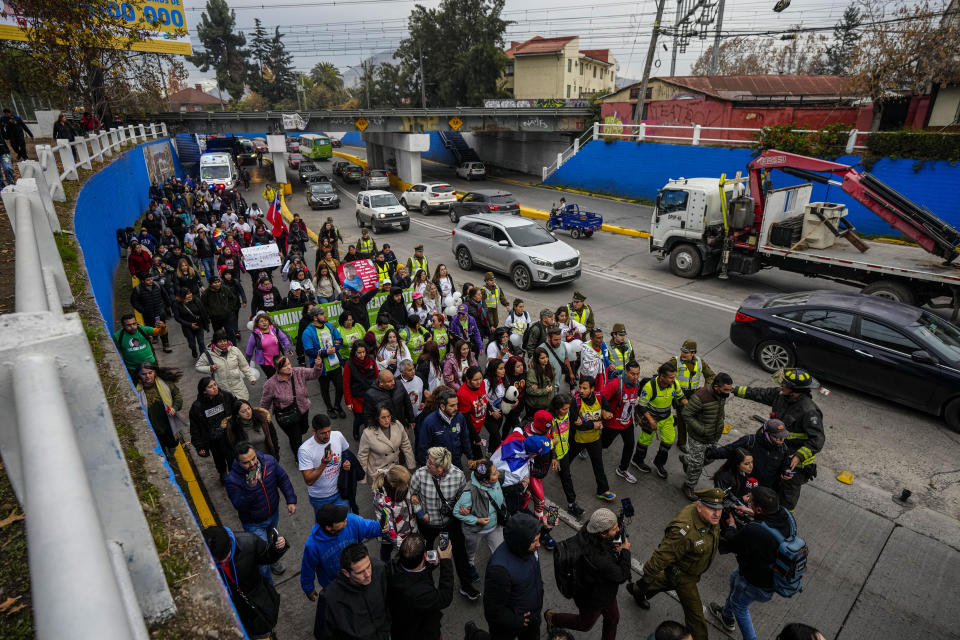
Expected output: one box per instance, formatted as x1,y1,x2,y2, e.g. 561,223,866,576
409,217,737,315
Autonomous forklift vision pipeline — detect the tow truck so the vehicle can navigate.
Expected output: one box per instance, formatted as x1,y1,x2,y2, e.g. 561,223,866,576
649,149,960,315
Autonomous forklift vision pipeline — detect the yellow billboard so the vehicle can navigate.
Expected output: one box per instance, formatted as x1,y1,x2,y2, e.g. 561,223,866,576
0,0,192,55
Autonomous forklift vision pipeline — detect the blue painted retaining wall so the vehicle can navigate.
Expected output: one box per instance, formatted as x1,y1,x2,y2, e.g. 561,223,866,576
545,140,960,236
420,132,458,166
74,139,183,331
340,132,366,147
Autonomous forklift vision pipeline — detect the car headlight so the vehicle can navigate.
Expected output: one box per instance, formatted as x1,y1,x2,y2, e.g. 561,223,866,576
530,257,551,267
379,213,386,219
401,211,407,216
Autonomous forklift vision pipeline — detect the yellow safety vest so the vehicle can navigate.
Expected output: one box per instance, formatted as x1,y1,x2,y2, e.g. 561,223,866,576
674,356,703,391
484,286,500,309
410,256,429,276
609,339,634,371
567,304,591,328
376,262,391,283
640,378,682,422
358,237,374,253
551,413,572,460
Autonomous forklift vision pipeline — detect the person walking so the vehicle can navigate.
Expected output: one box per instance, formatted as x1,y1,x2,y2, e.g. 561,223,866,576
225,441,297,579
415,388,474,468
454,459,506,583
323,543,391,640
442,339,476,391
607,324,633,379
449,303,483,356
566,379,617,511
733,368,825,510
671,339,716,454
201,276,239,340
364,368,415,431
343,341,379,440
598,360,642,484
679,372,733,501
114,313,166,375
134,362,184,457
626,488,724,640
521,309,554,359
540,327,575,391
483,512,544,640
195,330,257,401
386,534,455,640
224,400,279,460
298,414,352,511
190,377,237,483
358,404,416,481
355,227,378,259
632,361,687,479
245,313,292,379
457,365,489,459
525,347,556,414
130,273,173,353
301,307,346,418
566,291,595,333
52,113,76,142
2,108,33,160
708,487,799,640
544,508,631,640
706,419,791,491
260,355,321,457
371,465,418,561
480,272,509,329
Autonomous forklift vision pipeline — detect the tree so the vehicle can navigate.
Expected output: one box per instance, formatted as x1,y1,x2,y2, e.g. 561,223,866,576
396,0,510,107
849,0,960,130
264,27,296,106
247,18,270,97
823,4,862,75
188,0,248,102
311,62,344,92
306,64,348,108
691,38,771,75
691,33,827,75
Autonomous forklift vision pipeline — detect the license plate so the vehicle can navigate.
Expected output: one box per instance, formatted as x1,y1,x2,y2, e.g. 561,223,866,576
562,270,575,278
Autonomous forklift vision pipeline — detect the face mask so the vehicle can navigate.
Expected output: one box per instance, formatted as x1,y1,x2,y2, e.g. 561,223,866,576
715,391,730,399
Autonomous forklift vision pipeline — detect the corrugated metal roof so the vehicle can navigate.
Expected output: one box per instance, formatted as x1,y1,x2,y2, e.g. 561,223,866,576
658,75,859,99
169,87,221,105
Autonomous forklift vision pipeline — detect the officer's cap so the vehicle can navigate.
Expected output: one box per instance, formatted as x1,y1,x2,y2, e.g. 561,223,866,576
696,488,725,509
611,323,626,334
572,291,586,302
681,338,698,352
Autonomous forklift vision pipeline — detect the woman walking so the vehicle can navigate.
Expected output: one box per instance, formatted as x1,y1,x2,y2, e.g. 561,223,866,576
259,355,320,457
196,330,257,401
370,464,418,562
454,459,506,584
189,377,237,484
526,347,556,413
135,362,184,458
358,404,415,482
376,328,410,375
245,313,292,378
484,359,507,454
342,341,379,440
174,258,203,297
223,399,279,460
174,287,209,359
442,339,476,391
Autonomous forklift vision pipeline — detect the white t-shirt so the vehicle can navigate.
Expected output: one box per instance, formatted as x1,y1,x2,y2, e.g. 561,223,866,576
297,431,349,499
397,373,425,417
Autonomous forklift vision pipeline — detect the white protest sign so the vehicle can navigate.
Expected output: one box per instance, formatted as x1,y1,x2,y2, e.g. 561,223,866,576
241,244,282,270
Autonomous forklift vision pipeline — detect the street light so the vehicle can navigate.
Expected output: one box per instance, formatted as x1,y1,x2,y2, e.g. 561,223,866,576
773,0,791,12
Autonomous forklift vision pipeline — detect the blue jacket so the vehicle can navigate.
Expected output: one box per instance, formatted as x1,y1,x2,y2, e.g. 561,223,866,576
449,314,483,354
415,408,473,467
300,513,382,593
301,321,343,370
225,453,297,525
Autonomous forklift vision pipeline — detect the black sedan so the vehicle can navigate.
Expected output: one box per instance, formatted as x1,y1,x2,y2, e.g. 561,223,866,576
306,182,340,209
730,290,960,431
449,189,520,223
342,164,363,184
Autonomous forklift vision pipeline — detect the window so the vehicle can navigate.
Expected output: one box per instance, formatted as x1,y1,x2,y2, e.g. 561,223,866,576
658,189,688,213
579,62,584,75
593,66,597,78
566,85,571,98
505,62,514,76
916,312,960,361
860,319,919,354
492,227,509,243
472,223,493,239
461,222,480,234
799,310,854,335
370,194,398,208
507,224,556,247
567,59,572,72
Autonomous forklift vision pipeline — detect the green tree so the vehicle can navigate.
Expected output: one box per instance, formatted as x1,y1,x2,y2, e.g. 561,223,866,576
824,4,862,75
247,18,270,96
371,63,413,108
310,62,344,94
305,65,348,108
264,27,297,106
187,0,248,102
396,0,510,107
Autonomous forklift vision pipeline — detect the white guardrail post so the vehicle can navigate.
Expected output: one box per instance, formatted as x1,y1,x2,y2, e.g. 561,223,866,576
100,131,112,158
845,129,859,154
74,138,92,170
55,139,77,181
592,121,599,141
138,123,147,140
87,133,102,163
32,145,66,202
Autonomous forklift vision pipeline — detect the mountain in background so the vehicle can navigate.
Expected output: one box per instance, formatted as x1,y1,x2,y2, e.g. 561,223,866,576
341,51,398,88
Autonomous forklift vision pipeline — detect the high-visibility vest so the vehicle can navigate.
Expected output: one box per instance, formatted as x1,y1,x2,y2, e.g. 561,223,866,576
358,237,374,253
575,395,603,443
551,413,571,460
568,304,591,328
376,262,391,283
640,378,682,422
674,355,703,391
609,339,634,371
484,285,500,309
409,256,428,275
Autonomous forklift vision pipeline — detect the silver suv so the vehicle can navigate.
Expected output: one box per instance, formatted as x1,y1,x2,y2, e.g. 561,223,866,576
451,214,581,290
362,169,390,190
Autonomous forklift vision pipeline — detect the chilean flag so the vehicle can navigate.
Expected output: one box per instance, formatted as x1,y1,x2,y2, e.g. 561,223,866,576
266,191,286,238
491,427,532,488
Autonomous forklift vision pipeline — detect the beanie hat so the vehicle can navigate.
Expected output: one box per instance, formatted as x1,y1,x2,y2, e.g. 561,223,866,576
523,435,551,456
586,508,618,534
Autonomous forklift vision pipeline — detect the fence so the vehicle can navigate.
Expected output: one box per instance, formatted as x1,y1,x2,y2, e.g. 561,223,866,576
0,124,175,639
542,121,868,181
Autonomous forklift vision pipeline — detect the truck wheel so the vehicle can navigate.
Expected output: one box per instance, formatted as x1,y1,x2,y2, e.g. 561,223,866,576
456,247,474,271
571,228,582,239
944,397,960,433
422,203,431,215
862,281,917,306
754,340,795,373
356,213,363,228
511,264,532,290
545,221,555,231
669,244,702,278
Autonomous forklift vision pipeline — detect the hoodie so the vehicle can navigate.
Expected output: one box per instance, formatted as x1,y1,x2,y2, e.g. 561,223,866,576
300,513,383,593
323,559,391,640
483,513,544,633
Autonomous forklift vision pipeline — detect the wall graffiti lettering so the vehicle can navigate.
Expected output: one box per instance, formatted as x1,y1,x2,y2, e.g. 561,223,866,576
483,98,589,109
647,100,723,127
521,117,549,130
398,115,439,132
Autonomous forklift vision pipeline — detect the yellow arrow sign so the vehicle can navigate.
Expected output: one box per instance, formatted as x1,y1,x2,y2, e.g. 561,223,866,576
448,116,463,131
355,117,369,131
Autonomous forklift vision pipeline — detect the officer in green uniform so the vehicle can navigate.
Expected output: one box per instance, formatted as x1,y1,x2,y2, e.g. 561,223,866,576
734,368,825,510
567,291,595,332
355,227,377,259
672,338,716,453
632,360,686,477
374,250,392,285
608,323,634,378
406,244,429,279
627,488,724,640
481,272,509,328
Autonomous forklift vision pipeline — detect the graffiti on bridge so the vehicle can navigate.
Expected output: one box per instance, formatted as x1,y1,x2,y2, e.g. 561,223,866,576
398,115,440,132
483,98,590,109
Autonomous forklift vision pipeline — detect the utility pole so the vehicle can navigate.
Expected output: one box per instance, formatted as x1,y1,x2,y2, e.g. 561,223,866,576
670,0,683,76
419,46,427,108
634,0,667,124
709,0,727,75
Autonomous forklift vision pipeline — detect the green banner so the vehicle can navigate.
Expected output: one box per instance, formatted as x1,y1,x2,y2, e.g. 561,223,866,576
267,287,416,341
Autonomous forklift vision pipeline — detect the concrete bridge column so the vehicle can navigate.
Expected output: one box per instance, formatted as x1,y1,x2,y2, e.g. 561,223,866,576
361,132,429,188
266,135,288,186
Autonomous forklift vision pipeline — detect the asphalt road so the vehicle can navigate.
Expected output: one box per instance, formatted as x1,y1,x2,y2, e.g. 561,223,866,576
155,167,960,640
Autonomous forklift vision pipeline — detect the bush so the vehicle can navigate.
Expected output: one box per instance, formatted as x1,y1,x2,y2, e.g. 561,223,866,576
754,122,850,157
865,130,960,162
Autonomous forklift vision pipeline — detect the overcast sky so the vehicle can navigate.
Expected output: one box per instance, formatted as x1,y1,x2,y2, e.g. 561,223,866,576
183,0,900,89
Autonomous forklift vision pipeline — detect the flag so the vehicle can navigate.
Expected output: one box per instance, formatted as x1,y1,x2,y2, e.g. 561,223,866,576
266,190,286,237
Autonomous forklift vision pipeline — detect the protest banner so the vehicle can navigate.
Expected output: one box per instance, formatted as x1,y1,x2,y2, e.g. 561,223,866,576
338,259,378,294
268,287,417,340
241,244,282,270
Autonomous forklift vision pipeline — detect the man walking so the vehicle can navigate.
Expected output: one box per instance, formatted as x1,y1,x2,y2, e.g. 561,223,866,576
566,291,595,332
484,512,544,640
1,108,33,161
302,308,346,418
113,313,166,375
406,244,429,278
545,508,631,640
324,544,391,640
130,273,173,353
363,369,415,431
607,324,633,379
599,361,643,484
522,309,554,358
201,276,238,340
671,339,716,453
415,390,473,468
225,441,297,579
386,534,455,640
482,272,509,328
626,488,723,640
540,327,575,391
632,361,686,478
679,372,733,501
355,227,377,259
298,414,352,511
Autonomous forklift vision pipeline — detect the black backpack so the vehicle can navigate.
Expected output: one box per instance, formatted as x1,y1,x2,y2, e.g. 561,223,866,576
553,533,586,599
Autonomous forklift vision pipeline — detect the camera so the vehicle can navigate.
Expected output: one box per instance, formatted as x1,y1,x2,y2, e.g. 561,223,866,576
425,550,438,564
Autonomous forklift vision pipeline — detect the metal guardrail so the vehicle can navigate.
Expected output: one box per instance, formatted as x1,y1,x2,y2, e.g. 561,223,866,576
0,124,174,638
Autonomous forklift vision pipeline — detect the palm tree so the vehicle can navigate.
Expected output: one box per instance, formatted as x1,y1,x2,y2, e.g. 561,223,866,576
310,62,343,92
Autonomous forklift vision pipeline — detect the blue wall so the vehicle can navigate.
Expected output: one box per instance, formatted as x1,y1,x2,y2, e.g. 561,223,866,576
421,132,458,166
74,139,183,331
340,132,366,147
545,141,960,236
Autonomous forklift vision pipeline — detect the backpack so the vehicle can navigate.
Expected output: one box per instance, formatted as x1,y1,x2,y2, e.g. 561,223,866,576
757,510,807,597
553,533,586,599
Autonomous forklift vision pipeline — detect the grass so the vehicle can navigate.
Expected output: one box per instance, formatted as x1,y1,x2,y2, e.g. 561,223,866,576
0,462,32,639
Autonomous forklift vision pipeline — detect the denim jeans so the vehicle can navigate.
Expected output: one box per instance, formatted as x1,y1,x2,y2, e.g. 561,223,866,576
200,257,216,281
308,492,347,515
316,295,338,304
0,154,14,186
241,511,280,584
722,569,774,640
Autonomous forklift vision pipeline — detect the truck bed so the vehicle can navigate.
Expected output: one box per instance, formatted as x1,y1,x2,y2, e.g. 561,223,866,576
758,238,960,285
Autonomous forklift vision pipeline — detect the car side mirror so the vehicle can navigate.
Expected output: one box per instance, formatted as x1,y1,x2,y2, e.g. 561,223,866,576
910,349,937,365
498,240,509,247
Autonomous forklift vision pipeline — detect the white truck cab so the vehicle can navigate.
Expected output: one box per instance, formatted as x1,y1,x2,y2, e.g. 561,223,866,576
199,152,238,190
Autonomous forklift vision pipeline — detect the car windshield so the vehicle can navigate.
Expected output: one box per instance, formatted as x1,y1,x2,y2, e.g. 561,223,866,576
310,183,335,193
301,163,318,172
431,185,455,193
370,170,388,178
915,313,960,361
200,165,230,180
371,194,399,208
507,224,555,247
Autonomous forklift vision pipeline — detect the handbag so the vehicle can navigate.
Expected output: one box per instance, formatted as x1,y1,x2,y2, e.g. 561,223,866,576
274,375,303,429
431,475,464,521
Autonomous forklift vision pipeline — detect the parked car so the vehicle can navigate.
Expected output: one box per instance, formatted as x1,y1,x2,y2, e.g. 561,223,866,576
451,214,580,290
342,164,364,183
306,181,340,210
331,138,343,148
400,183,458,215
356,190,409,233
287,152,304,169
449,189,520,223
730,290,960,431
298,161,324,183
362,169,390,190
456,161,486,181
332,160,350,176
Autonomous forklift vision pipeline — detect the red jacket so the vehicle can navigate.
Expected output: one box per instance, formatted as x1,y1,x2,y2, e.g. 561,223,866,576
127,249,153,277
343,356,378,413
600,377,641,431
457,380,488,434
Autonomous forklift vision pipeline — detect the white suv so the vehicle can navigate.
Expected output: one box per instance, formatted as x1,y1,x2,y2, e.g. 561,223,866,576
456,161,486,181
356,190,409,233
400,182,458,215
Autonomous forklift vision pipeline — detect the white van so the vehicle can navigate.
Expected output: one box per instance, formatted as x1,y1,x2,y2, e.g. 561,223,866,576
200,152,237,189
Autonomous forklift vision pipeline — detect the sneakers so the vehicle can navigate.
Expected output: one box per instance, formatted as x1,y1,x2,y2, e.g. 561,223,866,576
630,459,652,474
459,584,481,600
615,467,638,484
709,602,736,632
270,561,286,575
596,491,616,501
681,484,698,502
567,503,585,519
654,463,668,479
626,582,651,610
542,533,557,550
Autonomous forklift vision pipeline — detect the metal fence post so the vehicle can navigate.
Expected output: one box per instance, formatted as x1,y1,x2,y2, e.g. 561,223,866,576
638,123,646,141
845,129,859,154
55,140,77,180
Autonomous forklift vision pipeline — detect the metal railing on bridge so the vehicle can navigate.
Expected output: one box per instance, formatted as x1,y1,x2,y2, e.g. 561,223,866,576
0,123,175,639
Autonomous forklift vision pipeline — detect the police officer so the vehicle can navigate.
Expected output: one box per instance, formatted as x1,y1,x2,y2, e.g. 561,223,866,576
672,339,716,454
626,488,723,640
481,272,509,328
566,291,595,332
632,361,686,478
406,244,429,278
374,250,392,285
733,368,825,510
608,323,633,379
355,227,377,259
